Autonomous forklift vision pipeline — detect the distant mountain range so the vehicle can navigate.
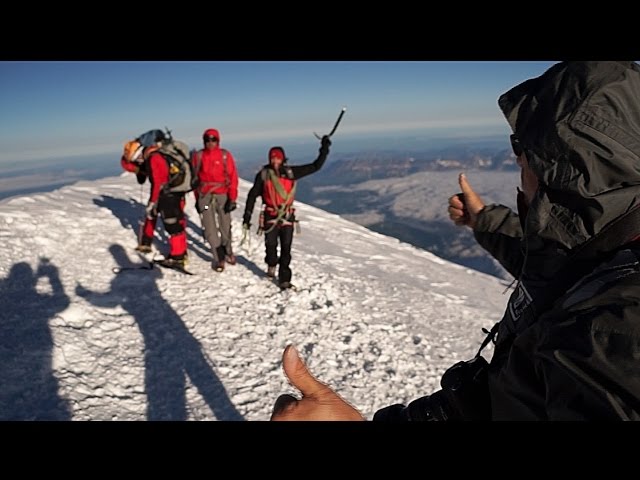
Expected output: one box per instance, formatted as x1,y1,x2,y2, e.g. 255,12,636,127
310,145,518,186
238,139,518,183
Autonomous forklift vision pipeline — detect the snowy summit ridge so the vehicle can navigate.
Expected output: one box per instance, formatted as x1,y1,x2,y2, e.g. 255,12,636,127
0,173,508,420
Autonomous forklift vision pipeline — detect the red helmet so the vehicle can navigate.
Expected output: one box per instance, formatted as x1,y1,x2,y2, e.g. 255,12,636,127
269,146,286,162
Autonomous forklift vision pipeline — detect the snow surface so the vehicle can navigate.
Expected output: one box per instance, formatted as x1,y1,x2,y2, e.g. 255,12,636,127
0,173,509,420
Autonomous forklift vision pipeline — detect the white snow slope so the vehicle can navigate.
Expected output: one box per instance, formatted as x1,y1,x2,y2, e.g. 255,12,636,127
0,173,509,420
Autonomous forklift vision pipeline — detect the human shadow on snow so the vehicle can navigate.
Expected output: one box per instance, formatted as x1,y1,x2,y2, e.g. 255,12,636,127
76,244,243,421
0,259,71,420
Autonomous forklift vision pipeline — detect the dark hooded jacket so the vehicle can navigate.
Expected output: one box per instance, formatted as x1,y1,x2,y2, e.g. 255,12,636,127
374,61,640,422
475,61,640,420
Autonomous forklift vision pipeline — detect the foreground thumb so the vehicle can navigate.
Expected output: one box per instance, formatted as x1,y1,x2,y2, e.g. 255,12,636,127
458,173,484,212
458,172,474,195
282,345,326,397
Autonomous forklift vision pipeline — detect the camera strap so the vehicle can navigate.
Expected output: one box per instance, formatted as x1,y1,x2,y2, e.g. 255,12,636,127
476,322,500,357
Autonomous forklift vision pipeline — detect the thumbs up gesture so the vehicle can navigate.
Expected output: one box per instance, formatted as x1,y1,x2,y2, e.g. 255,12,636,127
447,173,485,229
270,345,365,421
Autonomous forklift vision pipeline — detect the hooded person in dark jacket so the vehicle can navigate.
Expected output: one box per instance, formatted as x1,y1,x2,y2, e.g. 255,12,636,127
270,61,640,421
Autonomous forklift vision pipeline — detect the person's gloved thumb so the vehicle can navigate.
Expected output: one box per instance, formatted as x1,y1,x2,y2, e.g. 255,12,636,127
282,344,325,397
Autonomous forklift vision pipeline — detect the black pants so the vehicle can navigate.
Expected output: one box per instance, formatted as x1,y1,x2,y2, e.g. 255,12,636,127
157,194,185,235
264,223,294,283
141,193,185,245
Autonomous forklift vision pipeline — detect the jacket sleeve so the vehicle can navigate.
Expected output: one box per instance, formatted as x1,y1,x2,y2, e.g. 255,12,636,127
289,141,330,180
473,204,524,278
227,151,239,202
149,153,168,203
243,170,264,224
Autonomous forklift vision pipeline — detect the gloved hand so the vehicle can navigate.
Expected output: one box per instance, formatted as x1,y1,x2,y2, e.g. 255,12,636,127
224,198,237,213
145,201,157,219
321,135,332,149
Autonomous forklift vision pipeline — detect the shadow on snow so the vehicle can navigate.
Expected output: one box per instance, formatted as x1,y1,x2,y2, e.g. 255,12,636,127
0,259,71,420
76,244,244,420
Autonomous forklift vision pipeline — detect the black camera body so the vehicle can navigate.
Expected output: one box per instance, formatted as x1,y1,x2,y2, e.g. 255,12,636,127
374,356,491,421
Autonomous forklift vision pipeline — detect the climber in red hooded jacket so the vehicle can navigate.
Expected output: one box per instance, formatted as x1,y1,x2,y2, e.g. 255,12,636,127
191,128,239,272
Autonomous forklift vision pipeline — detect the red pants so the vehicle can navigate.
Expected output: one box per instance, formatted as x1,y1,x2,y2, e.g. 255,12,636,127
140,195,187,258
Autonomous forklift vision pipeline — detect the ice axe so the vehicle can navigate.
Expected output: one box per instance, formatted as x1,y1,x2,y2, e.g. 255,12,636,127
314,107,346,140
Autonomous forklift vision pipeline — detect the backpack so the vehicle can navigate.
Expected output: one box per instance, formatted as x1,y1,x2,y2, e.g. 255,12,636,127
157,139,198,194
136,128,198,194
137,129,166,147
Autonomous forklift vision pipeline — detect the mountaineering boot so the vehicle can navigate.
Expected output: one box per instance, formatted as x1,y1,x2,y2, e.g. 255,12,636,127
267,265,276,278
225,254,237,265
213,260,225,272
135,244,153,253
278,281,292,290
154,254,193,275
163,255,186,268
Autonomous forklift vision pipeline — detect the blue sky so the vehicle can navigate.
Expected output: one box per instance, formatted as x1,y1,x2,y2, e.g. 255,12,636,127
0,61,556,168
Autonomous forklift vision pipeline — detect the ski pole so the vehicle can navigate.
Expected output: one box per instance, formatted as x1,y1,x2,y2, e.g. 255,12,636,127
113,262,154,274
314,106,347,139
113,251,158,274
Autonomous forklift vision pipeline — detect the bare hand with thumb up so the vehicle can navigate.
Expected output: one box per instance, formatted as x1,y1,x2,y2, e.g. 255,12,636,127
447,173,485,229
271,345,365,421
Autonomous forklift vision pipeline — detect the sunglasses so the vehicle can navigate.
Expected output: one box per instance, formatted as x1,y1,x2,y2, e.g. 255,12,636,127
204,136,218,143
510,134,523,157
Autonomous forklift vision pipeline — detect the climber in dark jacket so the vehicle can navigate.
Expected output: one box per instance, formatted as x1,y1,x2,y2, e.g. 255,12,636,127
270,61,640,421
243,135,331,289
